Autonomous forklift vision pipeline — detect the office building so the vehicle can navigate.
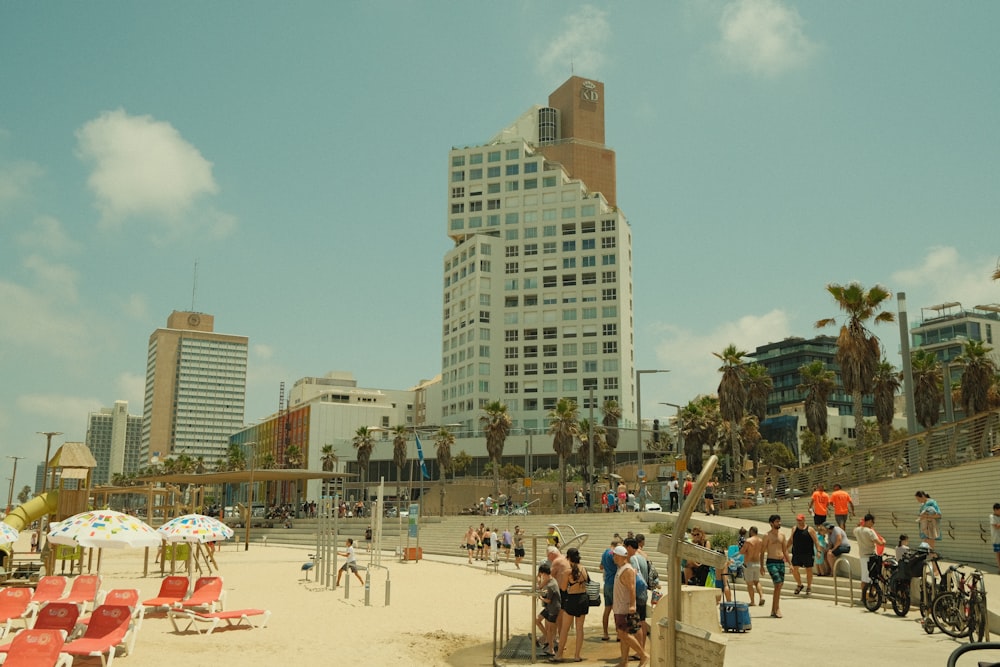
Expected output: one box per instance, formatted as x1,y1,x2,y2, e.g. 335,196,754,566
911,302,999,364
442,76,635,436
140,311,248,465
85,400,143,485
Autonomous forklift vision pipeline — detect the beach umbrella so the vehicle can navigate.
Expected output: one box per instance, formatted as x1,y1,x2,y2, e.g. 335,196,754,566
0,523,19,544
48,509,162,549
157,514,234,589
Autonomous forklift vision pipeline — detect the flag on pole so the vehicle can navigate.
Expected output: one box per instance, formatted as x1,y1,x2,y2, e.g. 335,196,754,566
415,433,430,480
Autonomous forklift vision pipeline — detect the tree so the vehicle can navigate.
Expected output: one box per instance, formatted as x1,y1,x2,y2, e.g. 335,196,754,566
452,450,472,477
320,444,338,472
434,428,455,480
576,418,607,470
227,444,247,471
798,360,836,439
352,426,374,492
17,485,32,505
816,281,895,442
480,400,512,498
284,445,303,468
601,399,622,468
956,339,997,416
872,360,902,444
391,425,409,512
799,430,832,464
715,344,748,483
548,397,580,513
680,395,721,477
911,349,943,429
758,440,797,469
744,363,773,424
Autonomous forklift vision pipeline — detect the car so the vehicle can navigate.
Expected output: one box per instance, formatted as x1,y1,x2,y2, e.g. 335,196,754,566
630,500,662,512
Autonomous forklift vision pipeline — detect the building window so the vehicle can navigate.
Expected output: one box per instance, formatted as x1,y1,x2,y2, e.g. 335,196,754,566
469,168,482,180
524,178,537,189
524,345,538,358
603,359,619,372
603,323,617,336
604,377,619,390
562,207,576,219
451,203,465,213
543,362,558,374
582,256,596,268
488,180,501,191
506,180,519,191
524,243,538,256
601,236,617,249
583,342,598,355
543,397,557,410
506,164,519,176
505,296,518,307
563,361,577,373
584,360,597,373
480,311,490,323
562,223,576,235
505,262,518,274
524,363,538,376
488,151,501,162
602,341,618,354
543,344,558,357
452,171,465,182
505,346,519,359
452,155,466,167
602,254,616,265
601,219,616,232
602,271,617,284
452,187,465,199
582,238,595,250
543,276,557,288
505,329,519,342
562,309,577,321
504,381,518,394
562,240,576,252
543,327,557,339
488,199,501,210
506,148,520,160
602,306,617,317
583,377,598,390
562,274,577,286
479,346,490,358
602,288,617,301
563,258,576,269
469,200,482,212
505,245,519,257
504,364,518,377
480,260,490,272
524,161,538,173
582,307,597,319
524,328,538,341
470,153,483,164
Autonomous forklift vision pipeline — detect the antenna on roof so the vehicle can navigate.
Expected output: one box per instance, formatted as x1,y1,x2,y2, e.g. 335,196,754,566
191,259,199,311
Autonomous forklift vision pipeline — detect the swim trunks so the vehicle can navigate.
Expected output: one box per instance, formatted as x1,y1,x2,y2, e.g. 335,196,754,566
766,558,785,584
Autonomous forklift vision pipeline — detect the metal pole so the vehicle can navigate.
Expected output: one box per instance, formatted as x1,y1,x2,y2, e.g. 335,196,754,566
588,388,595,510
636,370,643,482
36,431,61,549
243,442,256,551
6,456,23,514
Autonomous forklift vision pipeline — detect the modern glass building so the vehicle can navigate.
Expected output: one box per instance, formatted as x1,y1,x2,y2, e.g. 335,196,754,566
441,76,636,436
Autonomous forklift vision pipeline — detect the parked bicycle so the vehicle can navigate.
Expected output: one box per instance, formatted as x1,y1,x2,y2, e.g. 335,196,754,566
863,553,912,616
931,564,989,643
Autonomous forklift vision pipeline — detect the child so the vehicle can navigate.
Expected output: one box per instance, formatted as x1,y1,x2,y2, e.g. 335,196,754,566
991,504,1000,574
895,534,910,560
535,561,560,656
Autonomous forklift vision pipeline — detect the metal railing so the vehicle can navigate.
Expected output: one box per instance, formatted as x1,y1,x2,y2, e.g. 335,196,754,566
719,409,999,503
832,555,856,607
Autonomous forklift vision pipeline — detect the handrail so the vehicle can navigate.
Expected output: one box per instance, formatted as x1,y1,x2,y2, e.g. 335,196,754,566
492,584,537,665
832,555,855,606
946,642,1000,667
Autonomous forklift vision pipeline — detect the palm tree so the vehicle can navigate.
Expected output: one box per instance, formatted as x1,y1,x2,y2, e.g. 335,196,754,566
744,363,773,423
320,444,338,472
548,397,580,514
480,400,512,498
911,349,943,429
956,339,998,416
434,428,455,480
391,425,409,513
352,426,374,495
715,344,748,483
872,360,902,444
227,443,247,471
680,395,721,477
816,281,895,443
798,360,836,439
601,399,622,471
284,445,303,468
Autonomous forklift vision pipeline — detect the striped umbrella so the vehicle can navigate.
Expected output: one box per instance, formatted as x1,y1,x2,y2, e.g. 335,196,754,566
157,514,234,544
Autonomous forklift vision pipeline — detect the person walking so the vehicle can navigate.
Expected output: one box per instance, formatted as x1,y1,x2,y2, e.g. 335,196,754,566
830,484,855,529
990,503,1000,574
336,538,365,587
789,514,821,596
763,515,789,618
809,484,830,527
513,526,525,569
738,526,766,606
553,547,590,663
599,537,621,641
854,513,886,601
612,545,649,667
667,474,680,513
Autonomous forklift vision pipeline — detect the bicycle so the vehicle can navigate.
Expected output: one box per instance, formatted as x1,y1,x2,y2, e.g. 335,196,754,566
931,565,990,643
862,554,911,616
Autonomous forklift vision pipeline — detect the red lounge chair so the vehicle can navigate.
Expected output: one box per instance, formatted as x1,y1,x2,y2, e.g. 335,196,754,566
0,628,72,667
80,589,143,645
141,576,188,611
168,608,271,635
60,574,102,612
0,602,79,653
0,588,34,638
63,604,132,667
28,576,68,610
177,576,225,613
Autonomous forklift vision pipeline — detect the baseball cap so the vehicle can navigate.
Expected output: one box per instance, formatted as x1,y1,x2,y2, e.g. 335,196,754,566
796,514,805,521
823,522,835,530
612,545,628,557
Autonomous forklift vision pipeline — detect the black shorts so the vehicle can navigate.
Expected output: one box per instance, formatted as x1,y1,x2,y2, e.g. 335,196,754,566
791,553,814,568
514,547,525,557
562,592,589,617
541,608,559,623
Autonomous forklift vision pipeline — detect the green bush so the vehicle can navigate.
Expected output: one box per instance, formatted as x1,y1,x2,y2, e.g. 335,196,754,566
709,530,735,551
649,521,675,535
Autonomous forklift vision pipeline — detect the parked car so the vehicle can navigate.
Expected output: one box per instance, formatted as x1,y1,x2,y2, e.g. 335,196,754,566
630,500,662,512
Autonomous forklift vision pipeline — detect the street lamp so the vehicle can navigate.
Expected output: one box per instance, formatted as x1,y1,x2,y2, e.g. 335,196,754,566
6,456,23,514
635,370,670,484
659,402,683,454
243,441,257,551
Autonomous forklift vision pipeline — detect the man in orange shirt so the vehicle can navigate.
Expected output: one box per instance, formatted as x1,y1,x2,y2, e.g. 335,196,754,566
809,484,831,527
830,483,855,529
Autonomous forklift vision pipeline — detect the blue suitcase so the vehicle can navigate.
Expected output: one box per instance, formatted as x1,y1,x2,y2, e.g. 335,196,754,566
720,601,751,632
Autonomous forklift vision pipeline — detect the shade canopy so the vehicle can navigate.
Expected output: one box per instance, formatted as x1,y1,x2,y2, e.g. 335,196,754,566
48,509,162,549
157,514,234,544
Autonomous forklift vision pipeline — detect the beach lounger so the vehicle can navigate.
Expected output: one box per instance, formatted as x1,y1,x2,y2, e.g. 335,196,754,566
28,577,68,611
0,629,72,667
167,608,271,635
141,576,189,611
89,589,143,631
177,577,225,613
0,588,34,638
60,575,102,613
62,604,132,667
0,603,79,653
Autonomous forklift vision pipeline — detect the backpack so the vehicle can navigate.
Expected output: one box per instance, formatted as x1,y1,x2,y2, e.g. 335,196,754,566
633,561,648,603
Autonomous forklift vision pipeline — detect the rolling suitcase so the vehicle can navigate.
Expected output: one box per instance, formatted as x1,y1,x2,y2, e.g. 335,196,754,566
720,601,752,632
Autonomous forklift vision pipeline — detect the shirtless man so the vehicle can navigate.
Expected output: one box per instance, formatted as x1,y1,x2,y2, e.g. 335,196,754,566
738,526,766,606
763,514,789,618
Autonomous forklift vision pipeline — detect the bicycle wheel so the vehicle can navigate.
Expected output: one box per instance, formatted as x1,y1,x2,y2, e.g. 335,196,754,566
968,599,987,643
932,592,971,638
972,575,990,642
891,581,911,617
863,582,883,612
942,567,962,595
919,562,936,617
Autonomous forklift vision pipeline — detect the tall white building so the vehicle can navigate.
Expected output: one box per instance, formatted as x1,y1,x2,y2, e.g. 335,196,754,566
85,401,143,485
140,311,248,465
442,76,635,435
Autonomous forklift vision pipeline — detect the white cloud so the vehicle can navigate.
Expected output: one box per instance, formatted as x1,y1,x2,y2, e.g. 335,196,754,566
650,309,793,404
716,0,818,77
22,255,80,303
116,372,147,410
253,344,275,361
892,247,1000,311
0,161,43,209
538,5,610,82
76,109,231,235
16,393,104,426
121,293,149,320
17,215,81,255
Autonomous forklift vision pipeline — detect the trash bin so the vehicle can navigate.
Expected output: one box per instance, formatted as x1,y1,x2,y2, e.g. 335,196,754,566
404,547,422,561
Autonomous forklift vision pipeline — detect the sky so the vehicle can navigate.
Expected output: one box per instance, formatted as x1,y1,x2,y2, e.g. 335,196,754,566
1,1,998,476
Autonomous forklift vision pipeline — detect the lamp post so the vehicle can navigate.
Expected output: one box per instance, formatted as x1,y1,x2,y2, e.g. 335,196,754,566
659,403,683,454
243,441,257,551
6,456,23,514
635,370,670,485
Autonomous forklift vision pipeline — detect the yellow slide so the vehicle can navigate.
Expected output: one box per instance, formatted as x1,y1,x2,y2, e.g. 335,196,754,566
2,491,58,553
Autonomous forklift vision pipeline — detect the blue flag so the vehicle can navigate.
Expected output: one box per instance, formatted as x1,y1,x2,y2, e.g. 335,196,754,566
415,433,430,480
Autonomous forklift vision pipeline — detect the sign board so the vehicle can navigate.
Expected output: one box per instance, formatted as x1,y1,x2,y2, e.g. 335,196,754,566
408,503,419,538
523,478,532,488
675,459,687,472
656,534,728,569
